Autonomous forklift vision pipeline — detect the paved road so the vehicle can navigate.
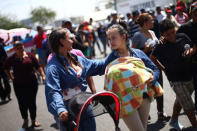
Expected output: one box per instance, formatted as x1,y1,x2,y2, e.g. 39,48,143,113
0,46,196,131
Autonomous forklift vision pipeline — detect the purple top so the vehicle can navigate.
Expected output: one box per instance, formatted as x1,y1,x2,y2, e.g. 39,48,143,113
47,49,85,63
4,52,41,84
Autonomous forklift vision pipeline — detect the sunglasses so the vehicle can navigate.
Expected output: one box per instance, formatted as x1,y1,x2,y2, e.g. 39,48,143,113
15,46,23,50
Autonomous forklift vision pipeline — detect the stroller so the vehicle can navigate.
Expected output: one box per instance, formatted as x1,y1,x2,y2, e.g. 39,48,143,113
66,91,121,131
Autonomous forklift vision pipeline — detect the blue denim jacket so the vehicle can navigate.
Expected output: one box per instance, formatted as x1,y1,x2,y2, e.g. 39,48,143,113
45,49,159,117
45,54,114,117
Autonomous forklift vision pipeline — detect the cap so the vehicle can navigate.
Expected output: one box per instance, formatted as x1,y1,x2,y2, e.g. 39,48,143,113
165,8,172,13
46,30,52,35
120,14,125,19
148,10,155,15
190,1,197,14
111,10,117,16
169,3,173,7
176,6,183,11
14,41,23,47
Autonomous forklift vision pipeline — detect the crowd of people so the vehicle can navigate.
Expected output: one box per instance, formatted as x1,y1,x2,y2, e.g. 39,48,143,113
0,0,197,130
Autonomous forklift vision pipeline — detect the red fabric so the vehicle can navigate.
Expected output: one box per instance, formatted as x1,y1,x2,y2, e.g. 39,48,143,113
33,33,47,49
165,8,172,13
176,0,186,12
176,6,184,11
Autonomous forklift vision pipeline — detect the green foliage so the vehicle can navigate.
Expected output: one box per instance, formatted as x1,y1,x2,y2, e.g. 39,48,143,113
30,6,56,25
0,14,26,30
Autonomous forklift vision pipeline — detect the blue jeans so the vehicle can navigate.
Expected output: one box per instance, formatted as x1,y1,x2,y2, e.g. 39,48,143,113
55,105,96,131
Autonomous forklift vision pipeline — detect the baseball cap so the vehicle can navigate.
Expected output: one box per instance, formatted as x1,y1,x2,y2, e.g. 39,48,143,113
111,10,117,16
165,7,172,13
14,41,23,47
176,6,183,11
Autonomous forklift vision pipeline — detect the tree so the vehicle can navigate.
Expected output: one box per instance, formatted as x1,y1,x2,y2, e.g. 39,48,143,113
0,14,26,30
30,6,56,25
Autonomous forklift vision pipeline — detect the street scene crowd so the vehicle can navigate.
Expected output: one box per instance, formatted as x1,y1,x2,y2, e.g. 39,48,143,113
0,0,197,131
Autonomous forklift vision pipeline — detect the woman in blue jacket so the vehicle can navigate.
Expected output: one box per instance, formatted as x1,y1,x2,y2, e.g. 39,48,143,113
45,28,114,131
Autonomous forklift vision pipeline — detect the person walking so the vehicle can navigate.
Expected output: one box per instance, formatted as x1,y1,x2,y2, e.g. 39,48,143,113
4,41,45,129
151,19,197,130
132,13,169,121
105,22,162,131
0,43,11,102
177,1,197,111
45,28,115,131
33,26,47,68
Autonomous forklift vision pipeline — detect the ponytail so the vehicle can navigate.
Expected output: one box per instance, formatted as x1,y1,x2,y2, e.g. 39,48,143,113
49,28,82,71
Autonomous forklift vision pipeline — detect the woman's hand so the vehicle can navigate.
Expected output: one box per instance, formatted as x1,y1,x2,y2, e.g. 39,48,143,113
59,111,69,122
41,75,46,83
146,78,154,89
144,43,153,53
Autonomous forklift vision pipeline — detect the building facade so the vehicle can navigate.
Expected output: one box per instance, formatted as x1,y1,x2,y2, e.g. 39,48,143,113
116,0,177,14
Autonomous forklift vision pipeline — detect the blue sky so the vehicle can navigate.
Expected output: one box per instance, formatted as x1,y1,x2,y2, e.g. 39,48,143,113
0,0,97,20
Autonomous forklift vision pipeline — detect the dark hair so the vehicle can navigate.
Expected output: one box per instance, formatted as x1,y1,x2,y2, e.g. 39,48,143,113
126,13,131,18
156,6,161,11
78,24,84,30
37,26,42,31
13,35,22,42
62,20,72,27
159,19,175,34
132,10,139,18
49,28,81,70
107,21,128,36
136,13,151,27
107,21,130,49
0,37,4,42
140,8,146,13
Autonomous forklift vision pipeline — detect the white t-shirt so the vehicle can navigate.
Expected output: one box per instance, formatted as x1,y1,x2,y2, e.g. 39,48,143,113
156,11,166,23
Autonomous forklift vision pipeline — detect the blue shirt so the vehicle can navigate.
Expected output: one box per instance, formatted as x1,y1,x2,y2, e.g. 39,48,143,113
45,54,114,117
45,48,159,117
42,38,51,57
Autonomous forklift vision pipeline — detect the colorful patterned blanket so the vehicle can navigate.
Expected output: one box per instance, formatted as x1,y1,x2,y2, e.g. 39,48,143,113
104,57,164,118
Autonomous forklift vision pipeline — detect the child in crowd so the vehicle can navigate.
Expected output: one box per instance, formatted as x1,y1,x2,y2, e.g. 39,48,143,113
151,19,197,130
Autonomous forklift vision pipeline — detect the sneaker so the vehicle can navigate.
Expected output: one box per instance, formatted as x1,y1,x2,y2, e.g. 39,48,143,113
158,112,171,121
169,119,184,130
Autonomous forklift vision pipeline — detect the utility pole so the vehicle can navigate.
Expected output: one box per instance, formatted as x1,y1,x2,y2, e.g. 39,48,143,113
114,0,117,11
